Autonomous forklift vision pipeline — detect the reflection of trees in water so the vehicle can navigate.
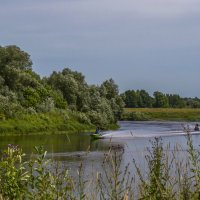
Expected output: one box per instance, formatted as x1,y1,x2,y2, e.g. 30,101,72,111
90,138,125,151
0,134,92,154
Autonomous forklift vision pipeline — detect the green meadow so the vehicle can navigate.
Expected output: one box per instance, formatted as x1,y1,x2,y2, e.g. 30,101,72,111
122,108,200,121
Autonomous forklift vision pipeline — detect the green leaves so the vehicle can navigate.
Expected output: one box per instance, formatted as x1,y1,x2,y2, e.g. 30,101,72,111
0,45,124,130
153,91,169,108
0,45,32,70
0,144,28,199
0,45,32,91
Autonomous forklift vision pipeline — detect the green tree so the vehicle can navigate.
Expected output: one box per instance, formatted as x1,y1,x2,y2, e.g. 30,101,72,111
0,45,123,128
121,90,138,108
22,87,40,108
100,79,119,100
0,45,32,90
137,89,153,108
0,45,32,71
167,94,186,108
185,97,200,108
47,68,89,110
153,91,169,108
100,79,124,120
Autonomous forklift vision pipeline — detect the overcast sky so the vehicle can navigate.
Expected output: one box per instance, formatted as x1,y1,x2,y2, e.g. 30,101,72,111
1,0,200,97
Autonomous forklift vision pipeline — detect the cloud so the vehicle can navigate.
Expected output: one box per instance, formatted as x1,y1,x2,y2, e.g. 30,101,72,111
1,0,200,96
2,0,200,18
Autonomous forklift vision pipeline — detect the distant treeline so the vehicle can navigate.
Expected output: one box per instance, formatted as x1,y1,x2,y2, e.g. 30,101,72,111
0,45,124,130
121,90,200,108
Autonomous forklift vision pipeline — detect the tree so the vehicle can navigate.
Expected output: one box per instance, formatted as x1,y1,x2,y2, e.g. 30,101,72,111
100,79,124,120
100,79,119,100
153,91,169,108
121,90,138,108
47,68,89,110
137,90,153,108
0,45,32,71
167,94,186,108
185,97,200,108
22,87,40,108
0,45,32,90
121,89,153,108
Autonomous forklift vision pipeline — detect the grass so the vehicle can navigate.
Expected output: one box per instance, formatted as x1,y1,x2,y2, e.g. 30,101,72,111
0,111,95,135
123,108,200,121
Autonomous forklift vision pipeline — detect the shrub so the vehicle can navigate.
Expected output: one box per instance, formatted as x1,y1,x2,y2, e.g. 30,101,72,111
36,97,55,113
123,111,150,121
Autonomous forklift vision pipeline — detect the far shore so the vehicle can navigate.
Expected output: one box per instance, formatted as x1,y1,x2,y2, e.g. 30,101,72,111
122,108,200,121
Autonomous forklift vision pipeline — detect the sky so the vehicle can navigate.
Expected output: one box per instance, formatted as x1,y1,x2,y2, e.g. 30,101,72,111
1,0,200,97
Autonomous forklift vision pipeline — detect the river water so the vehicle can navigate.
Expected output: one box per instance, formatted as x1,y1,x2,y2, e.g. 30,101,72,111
0,121,200,178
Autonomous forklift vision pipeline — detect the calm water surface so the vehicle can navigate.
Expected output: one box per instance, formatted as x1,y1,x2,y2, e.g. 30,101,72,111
1,121,200,174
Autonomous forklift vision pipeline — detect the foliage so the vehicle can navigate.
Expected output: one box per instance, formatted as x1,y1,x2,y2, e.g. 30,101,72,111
97,147,134,199
121,90,138,108
0,45,124,132
0,45,32,90
122,111,150,121
134,138,173,199
22,87,41,108
0,111,94,135
0,144,28,199
167,94,186,108
100,78,119,100
46,69,87,108
0,145,77,199
153,91,169,108
0,143,133,200
122,89,200,109
46,69,123,128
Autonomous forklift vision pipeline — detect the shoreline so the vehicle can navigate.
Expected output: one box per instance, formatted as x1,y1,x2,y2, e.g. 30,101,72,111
122,108,200,121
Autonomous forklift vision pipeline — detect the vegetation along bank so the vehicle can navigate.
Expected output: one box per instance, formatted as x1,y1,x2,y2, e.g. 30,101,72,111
0,45,123,134
1,45,200,134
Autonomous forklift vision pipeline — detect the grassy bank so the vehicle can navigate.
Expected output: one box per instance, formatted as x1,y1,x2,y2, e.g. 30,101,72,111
122,108,200,121
0,111,95,135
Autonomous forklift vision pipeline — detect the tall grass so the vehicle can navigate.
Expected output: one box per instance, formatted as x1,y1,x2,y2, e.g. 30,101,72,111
133,138,174,199
1,133,200,199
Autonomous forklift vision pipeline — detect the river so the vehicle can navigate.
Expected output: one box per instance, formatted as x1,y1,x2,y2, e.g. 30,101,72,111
0,121,200,178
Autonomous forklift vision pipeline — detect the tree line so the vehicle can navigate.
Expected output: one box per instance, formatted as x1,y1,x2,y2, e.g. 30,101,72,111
121,90,200,108
0,45,124,129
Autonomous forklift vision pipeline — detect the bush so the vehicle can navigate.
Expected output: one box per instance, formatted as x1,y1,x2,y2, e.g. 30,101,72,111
36,97,55,113
87,110,109,129
76,112,91,124
123,111,150,121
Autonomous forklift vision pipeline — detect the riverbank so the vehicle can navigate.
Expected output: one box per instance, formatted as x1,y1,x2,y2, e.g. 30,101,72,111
0,110,119,135
122,108,200,121
2,108,198,135
0,111,94,135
